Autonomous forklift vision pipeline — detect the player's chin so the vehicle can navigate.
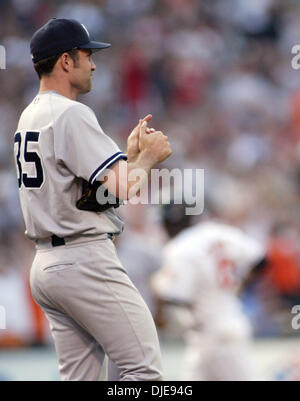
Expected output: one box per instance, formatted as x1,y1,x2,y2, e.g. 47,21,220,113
78,80,92,94
80,85,92,94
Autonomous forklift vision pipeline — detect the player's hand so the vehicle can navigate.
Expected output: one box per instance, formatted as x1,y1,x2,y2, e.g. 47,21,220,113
139,121,172,164
126,114,152,162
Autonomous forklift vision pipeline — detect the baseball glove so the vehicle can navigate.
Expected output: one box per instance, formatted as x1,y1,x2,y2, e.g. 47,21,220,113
76,179,123,212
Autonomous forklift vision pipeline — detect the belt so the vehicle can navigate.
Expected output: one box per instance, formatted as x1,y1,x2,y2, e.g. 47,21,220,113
36,233,115,249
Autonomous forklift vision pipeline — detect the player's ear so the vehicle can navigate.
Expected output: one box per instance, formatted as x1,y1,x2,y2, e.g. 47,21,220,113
60,53,71,73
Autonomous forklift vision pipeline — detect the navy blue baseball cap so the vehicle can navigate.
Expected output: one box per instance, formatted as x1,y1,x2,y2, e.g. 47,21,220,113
30,18,111,63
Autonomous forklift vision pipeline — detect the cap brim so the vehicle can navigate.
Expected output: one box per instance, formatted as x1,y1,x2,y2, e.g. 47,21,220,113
79,41,111,52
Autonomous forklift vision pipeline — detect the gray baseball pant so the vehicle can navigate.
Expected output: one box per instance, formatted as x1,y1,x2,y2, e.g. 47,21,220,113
30,236,163,381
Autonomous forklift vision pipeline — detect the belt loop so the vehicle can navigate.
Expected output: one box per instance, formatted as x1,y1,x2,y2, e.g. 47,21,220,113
51,235,65,247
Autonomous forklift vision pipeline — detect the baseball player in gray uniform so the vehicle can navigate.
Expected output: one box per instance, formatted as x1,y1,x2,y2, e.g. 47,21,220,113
13,18,172,381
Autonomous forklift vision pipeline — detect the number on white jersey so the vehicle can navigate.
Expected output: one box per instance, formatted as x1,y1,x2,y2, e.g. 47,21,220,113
14,131,44,188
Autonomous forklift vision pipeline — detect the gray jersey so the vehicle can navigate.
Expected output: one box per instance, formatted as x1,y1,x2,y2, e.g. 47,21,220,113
14,91,127,240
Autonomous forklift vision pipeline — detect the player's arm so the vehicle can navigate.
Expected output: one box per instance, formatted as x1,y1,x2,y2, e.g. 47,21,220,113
151,252,197,329
152,288,193,330
100,119,172,200
239,256,268,292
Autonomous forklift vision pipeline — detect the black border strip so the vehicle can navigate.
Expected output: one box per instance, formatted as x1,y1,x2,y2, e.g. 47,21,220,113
89,151,127,185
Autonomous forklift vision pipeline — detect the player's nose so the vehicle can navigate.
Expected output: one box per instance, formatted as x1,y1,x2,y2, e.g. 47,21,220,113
91,61,96,71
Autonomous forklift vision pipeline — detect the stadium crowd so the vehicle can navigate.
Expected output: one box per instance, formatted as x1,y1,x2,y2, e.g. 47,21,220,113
0,0,300,349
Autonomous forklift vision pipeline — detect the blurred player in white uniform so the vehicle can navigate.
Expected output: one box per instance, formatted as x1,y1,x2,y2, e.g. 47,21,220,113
153,206,267,381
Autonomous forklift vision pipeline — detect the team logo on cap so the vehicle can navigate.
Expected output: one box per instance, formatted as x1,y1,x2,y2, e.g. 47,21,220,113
81,24,90,39
0,45,6,69
0,306,6,329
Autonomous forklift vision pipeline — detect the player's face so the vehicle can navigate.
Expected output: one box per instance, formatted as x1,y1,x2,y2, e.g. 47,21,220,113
70,49,96,94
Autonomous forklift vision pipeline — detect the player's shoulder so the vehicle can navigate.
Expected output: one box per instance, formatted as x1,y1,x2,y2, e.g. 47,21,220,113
48,92,94,118
164,226,198,257
198,221,261,251
45,94,100,132
169,221,246,248
19,92,94,121
195,221,242,237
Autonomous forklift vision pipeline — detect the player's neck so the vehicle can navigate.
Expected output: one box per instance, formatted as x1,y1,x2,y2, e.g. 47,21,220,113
39,77,78,101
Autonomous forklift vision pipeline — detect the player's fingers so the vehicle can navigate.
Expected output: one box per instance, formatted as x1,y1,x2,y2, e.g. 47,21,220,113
133,118,142,131
141,114,152,123
139,120,148,136
146,127,155,134
134,116,151,133
129,121,141,141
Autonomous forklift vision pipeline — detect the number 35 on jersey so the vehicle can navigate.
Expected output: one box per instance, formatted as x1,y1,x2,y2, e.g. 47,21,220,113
14,131,44,189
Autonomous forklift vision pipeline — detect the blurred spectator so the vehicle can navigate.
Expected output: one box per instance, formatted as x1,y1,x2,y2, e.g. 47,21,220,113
266,222,300,305
0,239,49,348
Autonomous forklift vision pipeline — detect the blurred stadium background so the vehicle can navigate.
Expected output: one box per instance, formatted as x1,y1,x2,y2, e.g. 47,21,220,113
1,0,300,381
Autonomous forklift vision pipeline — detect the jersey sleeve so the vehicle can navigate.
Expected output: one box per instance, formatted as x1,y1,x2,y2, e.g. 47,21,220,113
54,104,127,183
237,234,265,269
224,227,266,280
153,243,199,304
